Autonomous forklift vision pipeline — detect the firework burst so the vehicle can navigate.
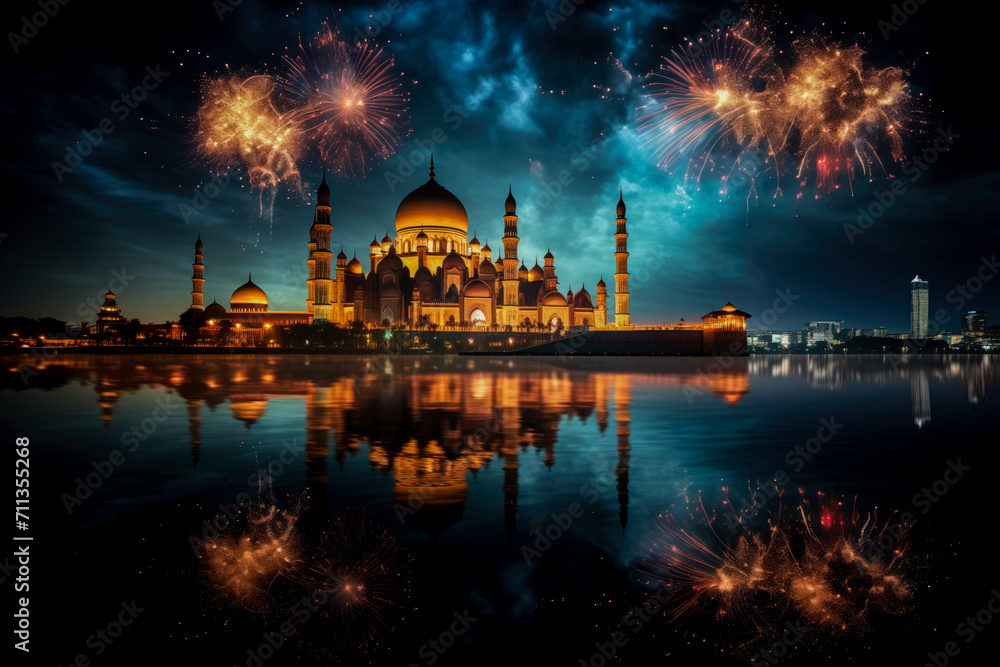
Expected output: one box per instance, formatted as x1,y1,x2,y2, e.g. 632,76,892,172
288,508,412,656
639,488,913,655
201,500,302,613
194,74,304,218
638,18,913,196
280,22,410,179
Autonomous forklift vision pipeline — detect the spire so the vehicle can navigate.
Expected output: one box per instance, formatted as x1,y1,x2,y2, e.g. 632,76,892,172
248,272,252,282
617,188,626,217
505,184,516,215
318,170,331,205
429,155,435,180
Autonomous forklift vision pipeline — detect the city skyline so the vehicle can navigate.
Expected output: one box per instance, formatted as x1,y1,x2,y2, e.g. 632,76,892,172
1,0,995,331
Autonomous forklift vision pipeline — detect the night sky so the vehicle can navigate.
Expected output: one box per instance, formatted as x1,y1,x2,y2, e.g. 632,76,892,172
1,0,994,331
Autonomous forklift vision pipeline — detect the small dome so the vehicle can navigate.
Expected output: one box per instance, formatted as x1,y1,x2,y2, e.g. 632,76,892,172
414,265,433,282
469,231,480,247
542,291,567,306
369,236,380,249
494,258,504,273
505,185,516,215
597,275,606,289
544,248,554,260
205,299,226,314
518,263,528,279
478,258,496,276
464,279,491,298
722,302,737,312
347,256,363,274
573,287,593,309
528,263,543,281
443,252,466,272
381,233,393,244
416,230,428,239
337,248,348,260
231,274,268,311
377,251,403,273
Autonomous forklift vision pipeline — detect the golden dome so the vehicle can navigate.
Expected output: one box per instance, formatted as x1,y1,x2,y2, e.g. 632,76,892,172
542,291,567,306
230,274,268,310
347,256,363,274
464,279,491,298
394,163,468,236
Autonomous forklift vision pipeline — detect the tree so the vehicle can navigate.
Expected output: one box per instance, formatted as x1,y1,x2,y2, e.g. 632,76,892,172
178,310,202,346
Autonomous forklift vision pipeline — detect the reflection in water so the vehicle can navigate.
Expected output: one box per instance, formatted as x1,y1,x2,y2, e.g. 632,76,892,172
640,490,912,651
911,373,931,428
5,355,749,539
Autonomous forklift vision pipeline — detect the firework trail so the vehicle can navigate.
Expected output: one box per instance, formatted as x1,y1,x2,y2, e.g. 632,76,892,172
638,18,913,197
639,488,913,655
194,74,304,221
280,22,410,179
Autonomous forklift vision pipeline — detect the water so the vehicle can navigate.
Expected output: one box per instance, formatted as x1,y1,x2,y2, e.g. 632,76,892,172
3,353,997,665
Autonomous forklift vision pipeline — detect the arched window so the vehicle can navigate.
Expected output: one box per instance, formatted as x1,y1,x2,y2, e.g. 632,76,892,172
548,315,563,333
470,308,487,327
404,241,410,254
381,304,395,323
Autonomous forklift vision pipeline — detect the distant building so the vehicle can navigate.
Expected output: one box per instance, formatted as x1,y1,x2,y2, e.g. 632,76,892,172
910,275,929,339
96,291,126,337
804,321,841,346
961,310,986,338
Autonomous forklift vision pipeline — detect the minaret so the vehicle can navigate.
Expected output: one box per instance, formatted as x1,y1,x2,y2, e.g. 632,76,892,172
469,231,480,277
369,236,381,273
502,186,520,327
190,234,204,311
614,189,631,329
614,376,632,531
335,247,347,322
542,248,557,294
596,275,608,328
309,173,334,322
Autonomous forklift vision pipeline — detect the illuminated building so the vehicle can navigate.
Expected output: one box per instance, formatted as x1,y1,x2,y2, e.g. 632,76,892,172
95,290,126,336
910,275,929,339
178,159,747,346
961,310,986,338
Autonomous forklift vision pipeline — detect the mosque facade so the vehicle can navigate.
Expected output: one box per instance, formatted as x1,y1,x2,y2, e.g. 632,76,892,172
186,159,627,332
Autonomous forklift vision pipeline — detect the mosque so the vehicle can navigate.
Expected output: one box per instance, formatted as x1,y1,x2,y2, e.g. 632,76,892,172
186,158,631,332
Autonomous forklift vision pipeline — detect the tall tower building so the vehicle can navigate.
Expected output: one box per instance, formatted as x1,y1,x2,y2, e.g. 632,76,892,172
190,234,204,311
910,275,928,339
502,186,520,327
308,174,334,322
614,190,631,329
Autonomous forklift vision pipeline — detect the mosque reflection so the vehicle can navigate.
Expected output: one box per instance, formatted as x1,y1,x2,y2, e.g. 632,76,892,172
7,354,748,538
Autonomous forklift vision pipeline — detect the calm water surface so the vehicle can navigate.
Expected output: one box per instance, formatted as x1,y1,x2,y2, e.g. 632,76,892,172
3,354,996,666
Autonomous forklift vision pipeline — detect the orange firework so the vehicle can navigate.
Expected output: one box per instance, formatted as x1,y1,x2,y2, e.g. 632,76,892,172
194,74,303,217
638,19,913,196
639,489,913,655
280,22,409,179
202,501,301,613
